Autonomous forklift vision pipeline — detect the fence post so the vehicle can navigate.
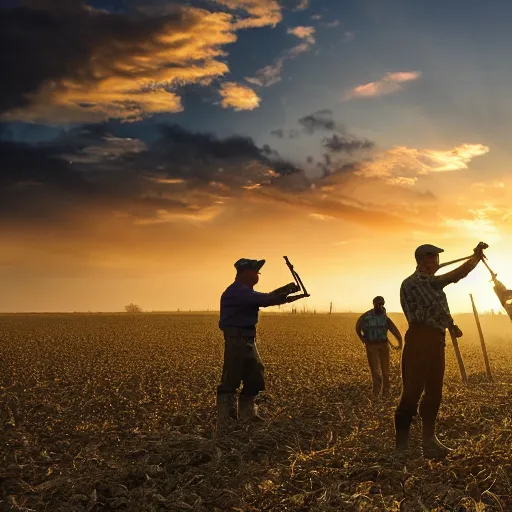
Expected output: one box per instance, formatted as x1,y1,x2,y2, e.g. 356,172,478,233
470,293,493,381
449,330,468,385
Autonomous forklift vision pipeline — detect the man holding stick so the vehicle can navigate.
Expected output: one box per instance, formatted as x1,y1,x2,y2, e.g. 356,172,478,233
216,258,308,431
395,241,488,458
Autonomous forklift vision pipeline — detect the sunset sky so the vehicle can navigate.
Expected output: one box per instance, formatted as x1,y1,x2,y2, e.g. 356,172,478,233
1,0,511,313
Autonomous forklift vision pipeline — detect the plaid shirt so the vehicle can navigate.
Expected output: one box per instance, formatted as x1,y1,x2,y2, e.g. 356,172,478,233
400,257,479,333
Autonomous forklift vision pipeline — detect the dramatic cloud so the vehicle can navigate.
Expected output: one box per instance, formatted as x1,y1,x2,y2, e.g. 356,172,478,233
287,26,316,44
215,0,282,29
355,143,490,183
219,82,261,110
0,119,428,251
0,124,321,273
0,0,285,122
344,71,422,100
6,117,503,287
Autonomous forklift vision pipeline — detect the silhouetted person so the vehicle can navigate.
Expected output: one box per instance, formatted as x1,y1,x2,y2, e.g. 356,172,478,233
216,258,308,432
355,296,402,396
395,242,488,458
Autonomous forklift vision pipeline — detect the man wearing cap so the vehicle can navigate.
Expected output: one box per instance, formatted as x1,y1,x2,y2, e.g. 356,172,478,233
395,241,488,458
355,296,403,396
216,258,308,431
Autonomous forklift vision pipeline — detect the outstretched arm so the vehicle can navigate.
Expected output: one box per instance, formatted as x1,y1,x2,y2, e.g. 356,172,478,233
436,256,480,287
261,292,309,307
436,242,488,287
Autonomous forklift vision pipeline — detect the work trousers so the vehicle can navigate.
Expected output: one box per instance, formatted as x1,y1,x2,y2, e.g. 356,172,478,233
217,327,265,397
395,324,446,427
365,341,390,395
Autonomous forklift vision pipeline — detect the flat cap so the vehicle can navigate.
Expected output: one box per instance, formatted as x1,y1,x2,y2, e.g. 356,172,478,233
234,258,266,272
414,244,444,262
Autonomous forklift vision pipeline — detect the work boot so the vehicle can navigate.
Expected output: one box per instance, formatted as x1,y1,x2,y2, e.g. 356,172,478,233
216,393,237,432
394,412,412,454
238,395,264,423
422,434,452,459
421,419,452,458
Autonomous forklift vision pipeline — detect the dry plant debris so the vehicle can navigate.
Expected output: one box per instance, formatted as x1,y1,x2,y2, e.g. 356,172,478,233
1,313,511,511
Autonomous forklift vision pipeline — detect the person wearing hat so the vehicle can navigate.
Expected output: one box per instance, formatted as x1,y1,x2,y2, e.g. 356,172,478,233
216,258,308,430
395,241,488,458
355,296,403,396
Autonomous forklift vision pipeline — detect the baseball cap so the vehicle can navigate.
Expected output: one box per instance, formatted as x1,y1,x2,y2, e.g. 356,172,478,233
234,258,266,272
414,244,444,262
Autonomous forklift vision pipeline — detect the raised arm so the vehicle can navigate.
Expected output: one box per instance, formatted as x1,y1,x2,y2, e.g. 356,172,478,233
436,242,488,288
436,256,480,287
244,289,307,308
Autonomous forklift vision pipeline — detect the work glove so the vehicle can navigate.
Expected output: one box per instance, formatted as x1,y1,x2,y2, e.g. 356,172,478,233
473,242,488,261
450,325,463,338
285,293,309,303
271,283,300,296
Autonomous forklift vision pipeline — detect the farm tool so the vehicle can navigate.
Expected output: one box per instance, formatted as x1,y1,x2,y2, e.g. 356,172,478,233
438,248,512,320
282,256,310,298
482,260,512,321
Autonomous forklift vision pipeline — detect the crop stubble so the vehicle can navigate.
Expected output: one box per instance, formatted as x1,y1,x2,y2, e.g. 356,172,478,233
0,313,512,511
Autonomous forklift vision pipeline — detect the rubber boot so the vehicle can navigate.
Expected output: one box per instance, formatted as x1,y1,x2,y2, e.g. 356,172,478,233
394,411,412,454
238,395,264,423
216,393,237,433
421,420,452,459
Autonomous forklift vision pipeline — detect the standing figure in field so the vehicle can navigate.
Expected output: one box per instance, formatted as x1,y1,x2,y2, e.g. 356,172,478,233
395,242,488,458
216,258,308,431
355,296,403,396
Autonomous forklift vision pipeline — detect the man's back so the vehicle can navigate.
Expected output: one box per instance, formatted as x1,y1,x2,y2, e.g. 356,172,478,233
359,309,388,342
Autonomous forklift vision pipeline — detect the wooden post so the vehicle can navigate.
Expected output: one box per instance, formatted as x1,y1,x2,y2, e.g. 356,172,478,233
329,302,333,315
449,330,468,385
470,293,493,381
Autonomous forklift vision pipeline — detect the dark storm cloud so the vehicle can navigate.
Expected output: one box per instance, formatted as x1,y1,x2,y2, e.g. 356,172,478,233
0,1,180,114
0,122,306,225
0,0,236,121
0,139,93,194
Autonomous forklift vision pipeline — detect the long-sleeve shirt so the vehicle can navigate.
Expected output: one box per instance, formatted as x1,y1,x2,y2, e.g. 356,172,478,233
218,282,286,331
355,309,402,344
400,256,480,333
